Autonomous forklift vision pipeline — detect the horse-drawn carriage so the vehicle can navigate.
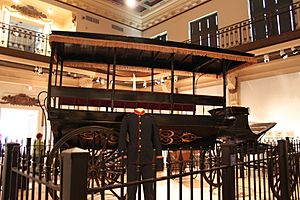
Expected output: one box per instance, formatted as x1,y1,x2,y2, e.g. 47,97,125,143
44,31,285,196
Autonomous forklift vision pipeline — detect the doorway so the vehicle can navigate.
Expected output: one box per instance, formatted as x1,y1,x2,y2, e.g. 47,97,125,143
0,107,39,145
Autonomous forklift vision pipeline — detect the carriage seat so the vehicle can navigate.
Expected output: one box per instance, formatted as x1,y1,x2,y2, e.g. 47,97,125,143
59,97,195,112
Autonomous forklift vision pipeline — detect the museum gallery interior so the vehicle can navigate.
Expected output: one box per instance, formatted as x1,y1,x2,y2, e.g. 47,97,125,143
0,0,300,199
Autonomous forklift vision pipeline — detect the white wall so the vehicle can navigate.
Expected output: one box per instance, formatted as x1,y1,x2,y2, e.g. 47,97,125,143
75,12,141,36
194,85,223,115
241,72,300,137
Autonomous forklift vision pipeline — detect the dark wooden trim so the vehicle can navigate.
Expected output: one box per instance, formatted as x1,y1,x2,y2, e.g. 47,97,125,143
231,29,300,52
0,60,37,71
0,46,49,63
48,109,220,126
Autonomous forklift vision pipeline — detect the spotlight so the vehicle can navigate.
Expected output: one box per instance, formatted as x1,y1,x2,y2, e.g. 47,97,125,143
33,66,38,73
280,49,288,59
100,78,105,85
143,81,147,88
95,77,100,83
263,54,270,63
34,67,43,75
174,76,178,82
154,80,160,85
291,47,299,55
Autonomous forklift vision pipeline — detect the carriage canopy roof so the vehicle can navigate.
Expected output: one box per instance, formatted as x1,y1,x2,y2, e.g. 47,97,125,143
49,31,257,75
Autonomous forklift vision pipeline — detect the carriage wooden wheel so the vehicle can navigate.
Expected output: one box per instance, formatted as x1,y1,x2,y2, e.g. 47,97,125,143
47,126,122,191
200,146,222,187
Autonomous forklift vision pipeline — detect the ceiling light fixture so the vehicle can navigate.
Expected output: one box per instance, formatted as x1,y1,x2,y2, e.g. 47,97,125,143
33,66,43,75
100,78,105,85
154,80,160,85
174,76,178,82
280,49,288,59
33,66,38,73
291,47,299,55
125,0,137,8
143,81,147,88
160,77,165,85
263,54,270,63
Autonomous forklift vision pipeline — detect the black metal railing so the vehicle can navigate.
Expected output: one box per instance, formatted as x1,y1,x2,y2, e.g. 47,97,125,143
0,1,299,60
1,1,299,60
0,138,299,200
184,1,300,49
0,22,50,56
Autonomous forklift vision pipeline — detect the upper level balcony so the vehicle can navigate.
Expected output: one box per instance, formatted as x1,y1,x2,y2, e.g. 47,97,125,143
0,1,299,59
185,1,300,52
0,22,50,57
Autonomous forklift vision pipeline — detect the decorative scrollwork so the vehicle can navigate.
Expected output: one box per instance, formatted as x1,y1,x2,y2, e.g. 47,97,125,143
182,132,197,142
0,93,39,106
107,132,119,145
160,130,175,145
10,5,48,20
160,129,198,145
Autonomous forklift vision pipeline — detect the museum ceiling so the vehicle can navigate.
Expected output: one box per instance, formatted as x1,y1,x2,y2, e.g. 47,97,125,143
51,0,211,30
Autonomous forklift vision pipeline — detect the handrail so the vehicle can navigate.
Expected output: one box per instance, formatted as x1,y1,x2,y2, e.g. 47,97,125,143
183,1,300,49
1,1,299,57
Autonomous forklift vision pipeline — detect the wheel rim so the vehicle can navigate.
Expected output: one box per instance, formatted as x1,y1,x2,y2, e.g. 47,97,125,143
47,126,122,194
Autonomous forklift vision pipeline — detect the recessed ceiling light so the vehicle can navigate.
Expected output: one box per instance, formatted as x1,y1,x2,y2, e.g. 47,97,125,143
125,0,137,9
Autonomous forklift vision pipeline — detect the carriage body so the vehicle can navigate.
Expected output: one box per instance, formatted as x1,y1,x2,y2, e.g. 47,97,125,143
44,32,296,198
46,31,263,152
47,32,262,149
43,31,285,192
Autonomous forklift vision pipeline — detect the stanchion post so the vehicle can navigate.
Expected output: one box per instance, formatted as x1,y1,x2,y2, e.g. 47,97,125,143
278,139,290,199
221,144,236,200
62,147,89,200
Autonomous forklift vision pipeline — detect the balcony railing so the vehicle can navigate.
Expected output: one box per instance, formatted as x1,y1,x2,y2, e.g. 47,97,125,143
185,1,300,50
1,1,300,57
0,22,50,56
